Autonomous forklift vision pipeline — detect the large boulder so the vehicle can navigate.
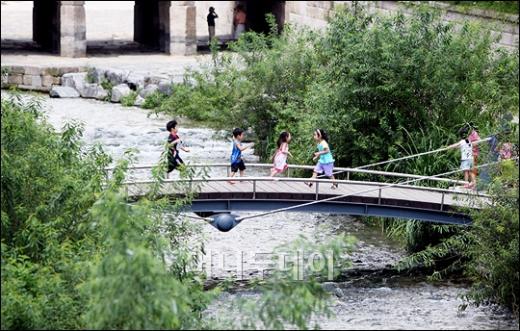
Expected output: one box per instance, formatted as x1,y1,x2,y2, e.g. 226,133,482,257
49,86,80,98
147,75,170,85
125,73,145,91
79,83,108,100
158,80,173,96
106,68,130,86
134,95,145,107
61,72,87,90
88,67,107,84
139,83,158,98
111,83,131,103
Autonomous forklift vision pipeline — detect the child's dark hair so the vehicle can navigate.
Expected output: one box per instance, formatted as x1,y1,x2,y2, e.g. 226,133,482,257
458,125,469,139
316,128,328,142
233,127,244,138
166,120,178,132
277,131,290,148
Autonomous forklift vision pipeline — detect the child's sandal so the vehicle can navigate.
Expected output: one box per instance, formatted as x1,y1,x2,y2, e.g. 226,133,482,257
304,181,313,188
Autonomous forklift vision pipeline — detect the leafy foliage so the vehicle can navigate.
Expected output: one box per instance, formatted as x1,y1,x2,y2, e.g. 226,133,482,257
1,95,111,329
442,1,520,14
120,90,137,107
395,149,519,316
464,156,519,316
142,90,167,110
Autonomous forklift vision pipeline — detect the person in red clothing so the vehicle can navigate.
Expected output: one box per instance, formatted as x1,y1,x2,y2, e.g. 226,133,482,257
233,5,246,39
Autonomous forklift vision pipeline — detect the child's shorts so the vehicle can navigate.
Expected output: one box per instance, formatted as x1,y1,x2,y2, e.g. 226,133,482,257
314,162,334,177
168,154,183,173
231,160,246,173
460,159,473,171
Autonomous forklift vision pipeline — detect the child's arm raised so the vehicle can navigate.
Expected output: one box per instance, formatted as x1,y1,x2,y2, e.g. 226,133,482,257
237,142,254,151
313,146,329,157
447,141,461,149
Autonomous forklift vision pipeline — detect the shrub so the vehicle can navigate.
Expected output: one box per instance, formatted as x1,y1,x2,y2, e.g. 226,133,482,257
120,90,137,107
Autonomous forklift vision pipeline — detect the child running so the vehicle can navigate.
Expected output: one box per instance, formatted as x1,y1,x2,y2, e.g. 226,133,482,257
229,128,254,184
166,120,190,177
306,129,338,189
448,128,475,189
270,131,293,177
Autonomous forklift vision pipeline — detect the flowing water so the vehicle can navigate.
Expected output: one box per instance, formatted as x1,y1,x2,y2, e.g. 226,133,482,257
6,92,518,330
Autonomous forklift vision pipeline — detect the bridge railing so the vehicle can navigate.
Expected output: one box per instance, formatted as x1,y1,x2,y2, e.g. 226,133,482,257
106,162,467,186
123,175,490,212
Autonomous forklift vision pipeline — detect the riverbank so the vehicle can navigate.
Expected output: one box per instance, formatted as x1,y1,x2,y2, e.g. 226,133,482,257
1,54,210,105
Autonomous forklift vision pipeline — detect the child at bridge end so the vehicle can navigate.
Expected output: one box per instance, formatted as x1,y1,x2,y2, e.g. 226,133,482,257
448,128,476,189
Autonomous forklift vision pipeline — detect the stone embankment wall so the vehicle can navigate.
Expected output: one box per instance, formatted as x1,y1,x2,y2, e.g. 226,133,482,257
1,65,177,107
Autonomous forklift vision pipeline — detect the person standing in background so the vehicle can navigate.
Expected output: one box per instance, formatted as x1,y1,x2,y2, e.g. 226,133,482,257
233,5,246,40
207,7,218,44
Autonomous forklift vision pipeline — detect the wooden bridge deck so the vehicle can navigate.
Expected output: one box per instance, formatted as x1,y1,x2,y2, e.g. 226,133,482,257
125,177,489,213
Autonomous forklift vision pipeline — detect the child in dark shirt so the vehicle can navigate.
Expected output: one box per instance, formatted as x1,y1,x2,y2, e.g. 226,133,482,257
166,120,190,176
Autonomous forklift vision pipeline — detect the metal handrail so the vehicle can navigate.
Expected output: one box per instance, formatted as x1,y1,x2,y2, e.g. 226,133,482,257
108,162,466,185
123,175,491,198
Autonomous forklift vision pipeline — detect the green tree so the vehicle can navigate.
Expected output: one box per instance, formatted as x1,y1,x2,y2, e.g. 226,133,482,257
1,95,111,329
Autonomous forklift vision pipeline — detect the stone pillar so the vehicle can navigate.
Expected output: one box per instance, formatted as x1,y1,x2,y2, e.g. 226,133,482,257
60,1,86,57
158,1,172,53
169,1,197,55
273,1,287,32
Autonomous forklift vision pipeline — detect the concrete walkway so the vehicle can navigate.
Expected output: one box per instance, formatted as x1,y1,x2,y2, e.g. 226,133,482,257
1,53,212,81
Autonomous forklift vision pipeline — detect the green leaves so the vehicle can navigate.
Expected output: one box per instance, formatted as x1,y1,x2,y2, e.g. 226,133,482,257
1,96,110,329
82,190,215,330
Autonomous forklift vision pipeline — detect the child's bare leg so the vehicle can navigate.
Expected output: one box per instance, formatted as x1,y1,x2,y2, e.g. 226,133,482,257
228,171,237,184
464,171,469,183
305,172,318,187
270,169,277,177
470,172,476,188
330,175,338,188
240,170,245,177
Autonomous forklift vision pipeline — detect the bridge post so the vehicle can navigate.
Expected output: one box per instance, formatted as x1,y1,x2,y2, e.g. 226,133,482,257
253,180,256,199
378,187,382,205
315,182,319,200
440,192,445,211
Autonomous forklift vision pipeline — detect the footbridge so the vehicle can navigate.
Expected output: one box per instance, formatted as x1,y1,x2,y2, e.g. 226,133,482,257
117,162,493,230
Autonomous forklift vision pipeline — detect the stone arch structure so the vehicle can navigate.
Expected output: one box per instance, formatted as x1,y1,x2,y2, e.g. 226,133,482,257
29,1,197,57
32,1,85,57
235,0,286,34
